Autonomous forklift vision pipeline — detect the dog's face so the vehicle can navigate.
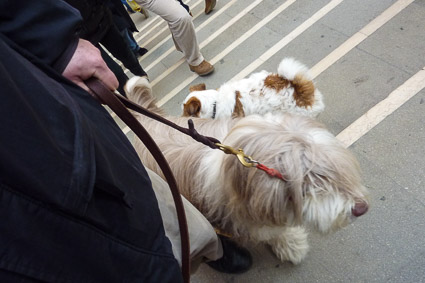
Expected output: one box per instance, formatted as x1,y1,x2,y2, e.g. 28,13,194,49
182,89,219,118
218,114,369,233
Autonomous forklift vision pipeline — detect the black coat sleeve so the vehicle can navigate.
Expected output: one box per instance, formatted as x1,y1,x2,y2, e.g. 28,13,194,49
0,0,83,72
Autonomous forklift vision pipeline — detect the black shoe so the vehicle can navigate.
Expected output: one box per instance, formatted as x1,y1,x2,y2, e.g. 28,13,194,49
135,47,148,58
206,235,252,274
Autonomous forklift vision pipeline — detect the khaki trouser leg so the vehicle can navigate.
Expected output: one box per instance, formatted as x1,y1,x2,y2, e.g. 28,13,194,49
146,168,223,273
136,0,204,66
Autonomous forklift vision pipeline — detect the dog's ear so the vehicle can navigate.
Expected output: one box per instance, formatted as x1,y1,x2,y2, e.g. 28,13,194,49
292,75,315,108
182,97,202,117
189,83,206,92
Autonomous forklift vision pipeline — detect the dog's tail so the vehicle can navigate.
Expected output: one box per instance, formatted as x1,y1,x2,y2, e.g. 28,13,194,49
278,58,317,109
277,57,311,80
124,76,165,115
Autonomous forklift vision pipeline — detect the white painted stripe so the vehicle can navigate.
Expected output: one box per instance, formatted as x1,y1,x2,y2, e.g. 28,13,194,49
310,0,414,78
137,20,170,49
156,0,300,106
337,66,425,148
150,0,259,87
134,14,160,35
134,16,166,44
231,0,343,81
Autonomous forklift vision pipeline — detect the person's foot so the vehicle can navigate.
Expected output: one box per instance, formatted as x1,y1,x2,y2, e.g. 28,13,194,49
135,47,148,58
189,60,214,76
205,0,216,14
206,235,252,274
139,7,149,18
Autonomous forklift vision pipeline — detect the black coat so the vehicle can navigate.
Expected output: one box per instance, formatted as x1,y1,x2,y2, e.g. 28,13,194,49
64,0,114,44
107,0,139,32
0,1,182,282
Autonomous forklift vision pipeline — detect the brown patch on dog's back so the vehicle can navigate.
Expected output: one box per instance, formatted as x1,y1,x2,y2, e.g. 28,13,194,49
292,74,315,108
232,91,245,118
189,83,206,92
264,74,290,92
182,97,202,117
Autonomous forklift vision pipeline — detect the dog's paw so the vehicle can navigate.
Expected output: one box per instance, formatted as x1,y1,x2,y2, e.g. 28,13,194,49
268,227,309,264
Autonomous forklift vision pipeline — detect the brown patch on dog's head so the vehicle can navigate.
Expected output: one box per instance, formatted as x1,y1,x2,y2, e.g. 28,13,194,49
292,74,315,108
182,97,202,117
232,91,245,118
189,83,206,92
264,74,290,92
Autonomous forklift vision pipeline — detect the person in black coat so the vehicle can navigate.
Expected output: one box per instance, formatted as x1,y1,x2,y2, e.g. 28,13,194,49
0,1,182,281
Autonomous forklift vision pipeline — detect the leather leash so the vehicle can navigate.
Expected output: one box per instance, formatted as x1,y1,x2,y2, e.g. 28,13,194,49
103,83,221,150
85,78,191,283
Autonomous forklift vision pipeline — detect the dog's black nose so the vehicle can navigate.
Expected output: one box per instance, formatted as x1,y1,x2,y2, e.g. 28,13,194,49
352,201,368,217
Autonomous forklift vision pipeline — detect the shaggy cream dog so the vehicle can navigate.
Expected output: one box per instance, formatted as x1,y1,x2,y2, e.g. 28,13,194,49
182,57,325,119
126,77,368,264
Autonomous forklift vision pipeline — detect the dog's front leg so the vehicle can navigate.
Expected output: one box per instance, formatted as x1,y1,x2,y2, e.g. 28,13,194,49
267,226,309,264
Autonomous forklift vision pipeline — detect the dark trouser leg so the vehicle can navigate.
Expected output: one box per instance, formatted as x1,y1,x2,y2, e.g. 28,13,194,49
100,24,147,77
98,45,128,96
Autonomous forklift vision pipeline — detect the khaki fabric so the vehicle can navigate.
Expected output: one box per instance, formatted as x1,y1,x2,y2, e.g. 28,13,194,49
146,168,223,273
135,0,204,66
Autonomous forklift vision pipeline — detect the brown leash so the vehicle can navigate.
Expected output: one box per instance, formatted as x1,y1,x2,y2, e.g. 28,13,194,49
85,78,193,283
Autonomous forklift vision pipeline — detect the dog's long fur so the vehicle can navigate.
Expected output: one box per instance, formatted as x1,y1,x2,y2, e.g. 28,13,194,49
126,77,368,264
182,58,325,119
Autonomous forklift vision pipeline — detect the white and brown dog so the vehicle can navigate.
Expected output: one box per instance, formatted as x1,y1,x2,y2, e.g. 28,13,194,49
182,57,325,119
126,76,368,265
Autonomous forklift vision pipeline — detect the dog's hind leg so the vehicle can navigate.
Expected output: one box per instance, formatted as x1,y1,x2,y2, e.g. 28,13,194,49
267,226,309,264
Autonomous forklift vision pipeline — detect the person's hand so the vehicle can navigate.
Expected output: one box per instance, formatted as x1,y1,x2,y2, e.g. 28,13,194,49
62,38,118,93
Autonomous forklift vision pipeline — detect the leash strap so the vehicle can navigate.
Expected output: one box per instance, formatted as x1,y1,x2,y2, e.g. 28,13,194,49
85,78,191,283
108,87,221,150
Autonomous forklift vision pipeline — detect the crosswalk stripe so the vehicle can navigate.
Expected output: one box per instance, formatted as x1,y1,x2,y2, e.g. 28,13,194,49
231,0,343,81
337,66,425,148
310,0,415,79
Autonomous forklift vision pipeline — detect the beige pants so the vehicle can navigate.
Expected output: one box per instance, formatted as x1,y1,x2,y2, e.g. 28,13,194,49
135,0,204,66
146,168,223,273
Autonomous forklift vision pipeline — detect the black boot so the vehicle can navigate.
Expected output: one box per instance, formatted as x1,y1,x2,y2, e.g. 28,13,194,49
135,47,148,58
206,235,252,274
